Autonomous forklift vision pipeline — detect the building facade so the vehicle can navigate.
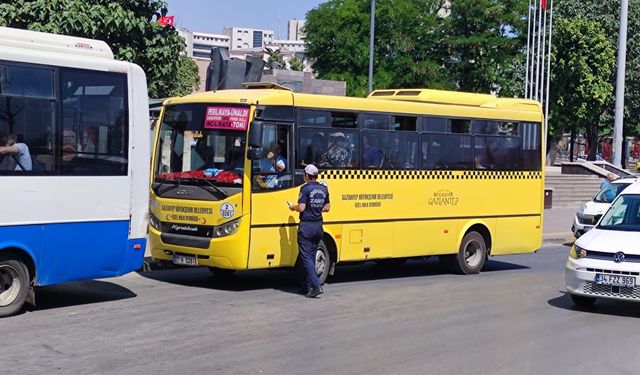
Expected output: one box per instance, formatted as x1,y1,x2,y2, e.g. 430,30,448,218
223,27,274,51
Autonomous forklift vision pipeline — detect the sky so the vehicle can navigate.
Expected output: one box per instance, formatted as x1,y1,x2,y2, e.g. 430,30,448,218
165,0,326,39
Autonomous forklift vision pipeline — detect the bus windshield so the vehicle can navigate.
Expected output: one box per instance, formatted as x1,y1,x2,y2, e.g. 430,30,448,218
154,104,248,187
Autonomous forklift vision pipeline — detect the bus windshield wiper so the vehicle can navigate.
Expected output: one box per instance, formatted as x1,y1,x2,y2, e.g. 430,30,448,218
153,179,180,195
181,177,228,198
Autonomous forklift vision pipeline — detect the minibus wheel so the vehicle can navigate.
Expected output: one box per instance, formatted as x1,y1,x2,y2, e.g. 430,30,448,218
295,239,331,285
0,254,30,317
441,231,486,275
315,240,331,285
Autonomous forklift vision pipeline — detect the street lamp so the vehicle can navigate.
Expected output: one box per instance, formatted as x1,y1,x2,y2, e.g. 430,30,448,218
368,0,375,94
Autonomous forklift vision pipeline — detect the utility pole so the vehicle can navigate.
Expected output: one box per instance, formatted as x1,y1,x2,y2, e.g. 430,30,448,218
368,0,375,94
613,0,629,167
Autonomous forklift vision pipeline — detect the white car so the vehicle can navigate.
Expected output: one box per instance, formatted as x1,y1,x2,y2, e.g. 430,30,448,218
571,177,637,238
566,181,640,306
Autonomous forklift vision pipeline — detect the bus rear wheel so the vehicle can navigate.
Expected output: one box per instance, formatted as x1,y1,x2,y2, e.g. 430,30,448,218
0,254,30,318
441,231,487,275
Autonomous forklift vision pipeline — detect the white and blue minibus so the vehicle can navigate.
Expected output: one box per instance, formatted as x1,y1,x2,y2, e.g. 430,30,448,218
0,27,150,317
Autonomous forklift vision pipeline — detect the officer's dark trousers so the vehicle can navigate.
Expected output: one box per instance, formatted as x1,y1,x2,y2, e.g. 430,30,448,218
298,221,323,289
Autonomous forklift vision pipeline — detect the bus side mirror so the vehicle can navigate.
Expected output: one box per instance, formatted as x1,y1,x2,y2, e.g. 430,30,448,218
248,121,263,148
247,148,262,160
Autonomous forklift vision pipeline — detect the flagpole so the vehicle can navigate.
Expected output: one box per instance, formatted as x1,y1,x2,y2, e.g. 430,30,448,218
613,0,629,166
540,3,547,103
535,0,543,101
544,0,554,150
525,0,532,98
529,0,538,100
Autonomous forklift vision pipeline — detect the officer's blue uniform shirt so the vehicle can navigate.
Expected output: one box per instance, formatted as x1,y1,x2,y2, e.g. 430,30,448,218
298,181,330,222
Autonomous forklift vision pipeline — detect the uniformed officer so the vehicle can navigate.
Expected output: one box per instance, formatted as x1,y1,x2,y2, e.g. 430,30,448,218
288,164,330,298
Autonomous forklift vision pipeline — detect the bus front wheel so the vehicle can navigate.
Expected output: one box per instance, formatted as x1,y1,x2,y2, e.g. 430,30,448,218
441,231,487,275
0,254,30,317
295,239,332,286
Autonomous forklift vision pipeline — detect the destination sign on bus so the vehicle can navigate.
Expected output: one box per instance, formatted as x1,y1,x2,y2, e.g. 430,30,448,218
204,106,249,130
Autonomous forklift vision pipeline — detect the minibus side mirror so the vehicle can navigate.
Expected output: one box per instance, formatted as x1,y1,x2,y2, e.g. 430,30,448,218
248,121,263,148
247,148,263,160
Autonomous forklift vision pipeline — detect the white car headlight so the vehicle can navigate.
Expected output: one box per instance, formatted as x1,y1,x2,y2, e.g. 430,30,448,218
569,244,588,259
577,203,587,215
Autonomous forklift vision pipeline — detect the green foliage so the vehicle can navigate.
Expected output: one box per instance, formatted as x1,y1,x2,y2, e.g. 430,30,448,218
555,0,640,136
444,0,527,96
264,47,286,69
0,0,199,98
304,0,526,97
289,56,305,71
550,17,615,159
174,55,201,96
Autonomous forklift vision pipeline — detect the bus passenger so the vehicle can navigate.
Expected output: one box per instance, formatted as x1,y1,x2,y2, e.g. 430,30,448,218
288,164,330,298
363,134,383,168
0,133,32,171
319,132,352,168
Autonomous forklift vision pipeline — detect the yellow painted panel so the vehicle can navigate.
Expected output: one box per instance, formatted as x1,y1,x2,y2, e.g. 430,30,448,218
248,224,297,269
493,216,542,255
340,222,393,261
393,219,458,257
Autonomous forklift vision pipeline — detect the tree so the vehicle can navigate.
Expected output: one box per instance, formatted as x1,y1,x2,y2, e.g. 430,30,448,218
550,17,615,161
444,0,527,96
289,56,305,71
174,55,201,96
304,0,527,97
0,0,199,98
555,0,640,140
264,47,286,69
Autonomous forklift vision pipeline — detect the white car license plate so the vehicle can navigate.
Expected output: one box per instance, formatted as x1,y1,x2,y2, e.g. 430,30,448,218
595,274,635,288
584,225,593,232
173,254,197,266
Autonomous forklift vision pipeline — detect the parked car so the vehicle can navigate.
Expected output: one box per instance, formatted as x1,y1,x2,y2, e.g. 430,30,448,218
571,177,637,238
566,181,640,306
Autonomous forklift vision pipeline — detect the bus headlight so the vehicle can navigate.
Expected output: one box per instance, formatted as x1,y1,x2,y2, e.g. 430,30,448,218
212,218,241,238
149,213,161,231
569,244,588,259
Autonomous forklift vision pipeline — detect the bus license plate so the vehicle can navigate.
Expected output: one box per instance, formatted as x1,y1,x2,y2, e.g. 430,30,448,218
173,254,197,266
595,274,635,288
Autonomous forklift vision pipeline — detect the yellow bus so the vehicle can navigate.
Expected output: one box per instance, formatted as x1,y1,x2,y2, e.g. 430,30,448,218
148,85,544,283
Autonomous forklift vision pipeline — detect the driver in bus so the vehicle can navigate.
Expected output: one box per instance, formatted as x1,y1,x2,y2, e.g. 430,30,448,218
0,133,32,171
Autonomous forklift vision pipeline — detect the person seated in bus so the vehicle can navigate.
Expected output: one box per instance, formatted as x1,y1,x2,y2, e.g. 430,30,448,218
474,156,487,170
255,158,288,189
303,133,325,165
363,134,383,168
319,132,352,168
0,133,32,171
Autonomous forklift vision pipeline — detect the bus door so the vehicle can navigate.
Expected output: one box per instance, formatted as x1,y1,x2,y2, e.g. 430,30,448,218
248,122,298,269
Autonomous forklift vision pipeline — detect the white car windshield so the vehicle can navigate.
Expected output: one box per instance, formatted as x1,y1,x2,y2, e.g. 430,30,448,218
598,194,640,231
594,183,631,203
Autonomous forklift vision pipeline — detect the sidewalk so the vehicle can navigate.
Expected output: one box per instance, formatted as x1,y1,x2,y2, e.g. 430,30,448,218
542,206,576,245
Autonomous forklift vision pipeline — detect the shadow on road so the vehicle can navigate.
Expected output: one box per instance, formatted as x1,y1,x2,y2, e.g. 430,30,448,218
136,257,529,294
548,292,640,318
31,280,137,312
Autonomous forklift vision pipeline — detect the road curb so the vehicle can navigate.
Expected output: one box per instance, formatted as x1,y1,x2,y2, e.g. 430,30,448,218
542,233,575,246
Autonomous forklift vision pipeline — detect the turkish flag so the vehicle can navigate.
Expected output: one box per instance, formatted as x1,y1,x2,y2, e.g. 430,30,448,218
541,0,547,10
158,16,175,27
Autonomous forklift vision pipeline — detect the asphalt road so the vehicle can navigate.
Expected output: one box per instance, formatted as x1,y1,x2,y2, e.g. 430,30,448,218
3,245,640,375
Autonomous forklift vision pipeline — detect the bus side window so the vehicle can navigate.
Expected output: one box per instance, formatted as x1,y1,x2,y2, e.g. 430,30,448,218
0,64,55,174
